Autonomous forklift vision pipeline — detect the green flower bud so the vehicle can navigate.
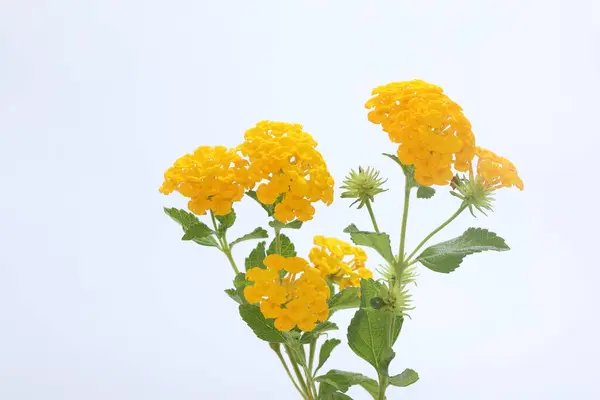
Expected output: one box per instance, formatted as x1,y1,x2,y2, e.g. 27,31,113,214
340,166,387,209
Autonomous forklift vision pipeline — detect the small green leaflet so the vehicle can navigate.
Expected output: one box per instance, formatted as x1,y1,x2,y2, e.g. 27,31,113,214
416,186,436,199
358,379,381,399
300,321,338,344
269,220,303,230
238,304,286,343
315,370,377,394
216,210,236,234
163,207,199,229
224,288,242,304
318,383,353,400
347,309,397,375
328,287,360,315
315,339,341,374
246,190,283,216
245,241,267,270
416,227,510,273
181,223,214,241
233,272,250,303
164,208,220,247
382,153,418,188
388,368,419,387
267,233,297,257
230,227,268,247
343,224,394,264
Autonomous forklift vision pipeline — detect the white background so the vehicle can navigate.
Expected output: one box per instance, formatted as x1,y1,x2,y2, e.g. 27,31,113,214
1,0,599,399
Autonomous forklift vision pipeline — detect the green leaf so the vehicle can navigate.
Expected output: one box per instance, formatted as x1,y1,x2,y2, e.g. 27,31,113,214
224,288,242,304
343,224,394,264
416,186,436,199
269,220,303,230
233,272,250,303
300,321,338,344
230,227,268,247
315,370,376,394
181,223,214,241
163,207,200,229
389,368,419,387
317,383,353,400
216,210,236,234
347,309,397,375
382,153,418,188
267,233,297,257
164,208,220,247
328,287,360,315
359,379,381,399
416,227,510,273
238,304,286,343
245,241,267,270
359,279,384,309
315,339,341,374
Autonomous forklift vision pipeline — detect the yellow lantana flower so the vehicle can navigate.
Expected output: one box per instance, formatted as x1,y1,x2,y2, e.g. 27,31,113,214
365,79,476,186
474,147,524,190
244,254,330,332
159,146,253,216
309,236,372,289
239,121,335,223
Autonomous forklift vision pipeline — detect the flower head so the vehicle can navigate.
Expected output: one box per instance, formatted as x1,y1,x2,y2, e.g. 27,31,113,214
452,147,523,216
159,146,252,216
309,236,372,289
238,121,334,223
365,80,476,186
244,254,330,332
340,167,387,209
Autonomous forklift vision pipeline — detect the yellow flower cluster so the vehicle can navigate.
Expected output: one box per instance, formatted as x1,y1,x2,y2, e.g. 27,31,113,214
244,254,330,332
474,147,524,190
239,121,334,223
159,146,252,216
309,236,372,289
365,80,476,186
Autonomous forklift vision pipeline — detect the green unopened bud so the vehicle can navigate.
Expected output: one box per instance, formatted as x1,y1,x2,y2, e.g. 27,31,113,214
451,175,495,217
340,166,387,209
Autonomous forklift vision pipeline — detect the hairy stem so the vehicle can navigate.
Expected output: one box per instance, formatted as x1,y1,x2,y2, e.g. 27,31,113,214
365,199,380,233
398,184,412,263
271,344,307,398
406,204,467,264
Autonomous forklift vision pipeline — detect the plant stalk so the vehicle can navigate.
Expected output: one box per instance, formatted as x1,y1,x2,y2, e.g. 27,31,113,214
271,344,307,398
398,184,412,263
365,199,380,233
406,204,467,264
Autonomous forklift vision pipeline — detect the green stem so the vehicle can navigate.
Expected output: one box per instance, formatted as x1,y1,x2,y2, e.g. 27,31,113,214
377,372,388,400
271,344,307,398
286,345,311,399
210,211,240,274
406,204,467,264
365,199,380,233
275,226,282,254
308,339,317,373
398,184,412,263
223,244,240,275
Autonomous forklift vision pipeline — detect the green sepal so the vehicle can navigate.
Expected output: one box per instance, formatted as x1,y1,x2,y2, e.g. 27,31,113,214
230,227,268,247
238,304,286,343
343,224,394,264
300,321,338,344
388,368,419,387
416,227,510,273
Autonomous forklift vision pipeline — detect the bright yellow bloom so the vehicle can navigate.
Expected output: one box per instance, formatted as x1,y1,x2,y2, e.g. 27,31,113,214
160,146,252,216
244,254,331,332
365,80,476,186
309,236,372,289
239,121,334,223
473,147,524,190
